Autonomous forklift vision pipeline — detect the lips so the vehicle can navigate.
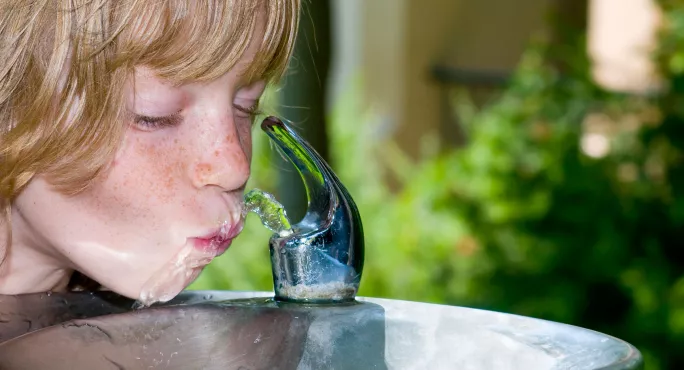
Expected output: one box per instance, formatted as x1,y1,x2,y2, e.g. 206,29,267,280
191,221,244,255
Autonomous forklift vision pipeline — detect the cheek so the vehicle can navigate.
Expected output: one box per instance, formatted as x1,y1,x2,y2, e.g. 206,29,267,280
128,137,186,203
87,132,192,221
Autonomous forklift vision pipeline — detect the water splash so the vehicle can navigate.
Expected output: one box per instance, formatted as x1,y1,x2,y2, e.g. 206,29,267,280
243,189,293,237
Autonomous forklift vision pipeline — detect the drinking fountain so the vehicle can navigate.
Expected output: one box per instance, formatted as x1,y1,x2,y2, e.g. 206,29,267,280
0,117,643,369
245,116,364,304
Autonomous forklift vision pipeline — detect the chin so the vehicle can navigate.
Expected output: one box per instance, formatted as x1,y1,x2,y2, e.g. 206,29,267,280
136,261,207,306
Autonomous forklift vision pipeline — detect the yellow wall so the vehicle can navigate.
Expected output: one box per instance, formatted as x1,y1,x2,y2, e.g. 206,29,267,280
358,0,549,158
330,0,663,161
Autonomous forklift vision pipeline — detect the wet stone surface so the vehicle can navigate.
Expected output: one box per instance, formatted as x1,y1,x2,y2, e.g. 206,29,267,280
0,291,389,370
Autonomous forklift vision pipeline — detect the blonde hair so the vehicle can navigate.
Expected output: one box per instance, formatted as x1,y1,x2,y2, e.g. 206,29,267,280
0,0,299,256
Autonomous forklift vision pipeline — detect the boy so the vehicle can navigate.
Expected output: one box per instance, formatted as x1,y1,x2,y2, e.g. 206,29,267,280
0,0,300,305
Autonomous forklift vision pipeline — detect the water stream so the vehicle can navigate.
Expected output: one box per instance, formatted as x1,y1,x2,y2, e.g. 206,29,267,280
242,188,294,237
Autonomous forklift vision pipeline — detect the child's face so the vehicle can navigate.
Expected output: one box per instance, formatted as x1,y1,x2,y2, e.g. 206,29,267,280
11,27,266,304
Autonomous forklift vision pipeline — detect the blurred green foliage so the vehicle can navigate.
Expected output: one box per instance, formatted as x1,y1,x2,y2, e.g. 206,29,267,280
191,2,684,368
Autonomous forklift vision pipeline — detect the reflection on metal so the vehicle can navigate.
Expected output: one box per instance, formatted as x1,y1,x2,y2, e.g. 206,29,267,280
261,117,364,303
0,291,387,370
0,290,643,369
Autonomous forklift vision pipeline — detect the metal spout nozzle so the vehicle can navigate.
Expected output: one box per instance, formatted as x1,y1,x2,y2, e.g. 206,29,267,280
260,117,364,303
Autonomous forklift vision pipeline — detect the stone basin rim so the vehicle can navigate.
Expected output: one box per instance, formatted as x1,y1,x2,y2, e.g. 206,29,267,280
186,289,642,370
0,289,643,369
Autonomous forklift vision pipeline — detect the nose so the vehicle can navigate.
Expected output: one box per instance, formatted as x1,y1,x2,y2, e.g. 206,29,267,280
190,115,251,192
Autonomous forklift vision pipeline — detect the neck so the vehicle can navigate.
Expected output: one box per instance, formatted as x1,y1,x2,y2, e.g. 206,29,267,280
0,208,72,295
0,249,72,295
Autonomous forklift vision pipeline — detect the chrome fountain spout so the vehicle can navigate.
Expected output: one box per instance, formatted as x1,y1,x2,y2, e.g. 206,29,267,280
259,116,364,303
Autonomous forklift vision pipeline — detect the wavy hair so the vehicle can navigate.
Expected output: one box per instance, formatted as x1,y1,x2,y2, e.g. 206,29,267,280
0,0,300,261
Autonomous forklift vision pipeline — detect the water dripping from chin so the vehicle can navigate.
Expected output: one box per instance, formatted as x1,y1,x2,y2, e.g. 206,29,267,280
135,246,217,308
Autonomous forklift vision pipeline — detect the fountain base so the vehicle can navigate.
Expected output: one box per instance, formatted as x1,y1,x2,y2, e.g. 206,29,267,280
0,291,642,369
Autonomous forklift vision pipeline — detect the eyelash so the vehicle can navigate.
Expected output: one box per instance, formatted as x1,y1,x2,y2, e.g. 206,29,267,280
234,103,263,120
132,103,262,130
133,112,182,130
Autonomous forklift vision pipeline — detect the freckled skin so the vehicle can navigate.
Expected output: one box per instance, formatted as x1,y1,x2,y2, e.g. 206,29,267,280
195,163,214,185
4,17,269,299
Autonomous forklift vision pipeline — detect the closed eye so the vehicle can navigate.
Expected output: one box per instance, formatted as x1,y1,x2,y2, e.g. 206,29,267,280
234,103,262,120
132,111,183,131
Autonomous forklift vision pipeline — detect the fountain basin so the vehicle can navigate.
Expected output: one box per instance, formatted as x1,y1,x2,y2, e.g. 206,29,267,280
0,290,642,369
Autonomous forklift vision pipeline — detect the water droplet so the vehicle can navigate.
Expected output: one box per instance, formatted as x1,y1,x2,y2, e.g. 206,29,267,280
46,291,52,297
243,189,293,237
132,301,146,310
